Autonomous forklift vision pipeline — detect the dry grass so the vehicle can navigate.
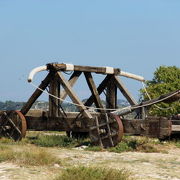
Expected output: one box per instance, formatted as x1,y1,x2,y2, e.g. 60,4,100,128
0,132,179,168
0,133,180,180
0,143,61,166
54,166,131,180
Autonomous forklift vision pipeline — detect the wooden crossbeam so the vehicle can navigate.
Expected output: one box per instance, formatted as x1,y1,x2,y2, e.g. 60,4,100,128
47,63,145,82
114,76,137,105
84,75,114,107
84,72,104,112
60,71,82,100
47,63,120,75
57,72,93,119
21,72,54,115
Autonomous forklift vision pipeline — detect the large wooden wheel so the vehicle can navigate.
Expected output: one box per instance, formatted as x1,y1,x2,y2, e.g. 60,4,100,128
0,110,27,141
89,113,123,148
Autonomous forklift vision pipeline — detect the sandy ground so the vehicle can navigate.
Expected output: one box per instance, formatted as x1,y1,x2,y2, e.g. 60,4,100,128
0,147,180,180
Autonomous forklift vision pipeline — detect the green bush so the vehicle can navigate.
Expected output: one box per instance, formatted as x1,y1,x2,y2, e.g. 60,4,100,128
140,66,180,116
54,166,131,180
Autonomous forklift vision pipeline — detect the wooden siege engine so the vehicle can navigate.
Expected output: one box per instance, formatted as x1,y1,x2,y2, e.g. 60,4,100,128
0,63,179,147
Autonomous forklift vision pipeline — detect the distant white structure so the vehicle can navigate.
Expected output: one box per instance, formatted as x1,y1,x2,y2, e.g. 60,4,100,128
32,101,49,110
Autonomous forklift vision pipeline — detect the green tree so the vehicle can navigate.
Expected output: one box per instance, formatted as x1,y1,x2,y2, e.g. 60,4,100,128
141,66,180,116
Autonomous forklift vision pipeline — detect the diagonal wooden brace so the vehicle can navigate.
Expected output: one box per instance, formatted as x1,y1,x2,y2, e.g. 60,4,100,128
57,72,93,119
84,74,114,107
21,72,54,115
114,76,137,105
84,72,104,112
60,71,82,100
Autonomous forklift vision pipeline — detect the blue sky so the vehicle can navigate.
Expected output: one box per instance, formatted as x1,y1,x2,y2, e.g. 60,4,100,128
0,0,179,102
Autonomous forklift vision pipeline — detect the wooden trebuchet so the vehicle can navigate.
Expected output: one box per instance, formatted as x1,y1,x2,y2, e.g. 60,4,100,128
0,63,179,146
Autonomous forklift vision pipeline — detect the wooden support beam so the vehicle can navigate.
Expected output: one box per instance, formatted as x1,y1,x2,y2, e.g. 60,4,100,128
84,75,114,107
106,77,117,109
47,63,145,82
49,74,60,117
114,76,137,105
56,72,93,119
20,72,53,115
24,110,173,139
60,71,82,100
84,72,104,112
25,116,90,132
47,63,120,75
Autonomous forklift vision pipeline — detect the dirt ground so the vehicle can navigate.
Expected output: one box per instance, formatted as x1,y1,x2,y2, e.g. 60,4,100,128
0,146,180,180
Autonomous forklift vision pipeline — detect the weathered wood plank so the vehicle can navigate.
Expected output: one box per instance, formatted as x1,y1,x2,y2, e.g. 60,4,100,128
106,77,117,109
121,117,172,138
57,72,93,119
25,110,96,131
25,116,90,132
47,63,120,75
49,75,60,117
46,63,145,81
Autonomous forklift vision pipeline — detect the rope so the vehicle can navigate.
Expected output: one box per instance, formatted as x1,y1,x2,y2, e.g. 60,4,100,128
30,81,178,113
142,82,175,110
113,90,179,115
30,82,118,111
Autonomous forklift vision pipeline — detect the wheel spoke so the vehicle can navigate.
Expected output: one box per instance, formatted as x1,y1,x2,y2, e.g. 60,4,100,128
89,113,123,148
0,111,27,141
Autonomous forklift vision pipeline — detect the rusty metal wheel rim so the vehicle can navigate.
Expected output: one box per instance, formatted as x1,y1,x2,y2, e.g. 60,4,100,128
111,114,124,143
14,110,27,138
2,110,27,141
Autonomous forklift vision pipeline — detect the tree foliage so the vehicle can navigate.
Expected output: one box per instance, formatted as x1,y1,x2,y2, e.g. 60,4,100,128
141,66,180,116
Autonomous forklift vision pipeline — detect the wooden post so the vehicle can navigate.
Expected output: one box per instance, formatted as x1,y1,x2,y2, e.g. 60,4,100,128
106,77,117,109
49,74,60,117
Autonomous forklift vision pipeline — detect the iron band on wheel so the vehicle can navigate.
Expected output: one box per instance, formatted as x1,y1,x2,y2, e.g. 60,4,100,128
0,110,27,141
